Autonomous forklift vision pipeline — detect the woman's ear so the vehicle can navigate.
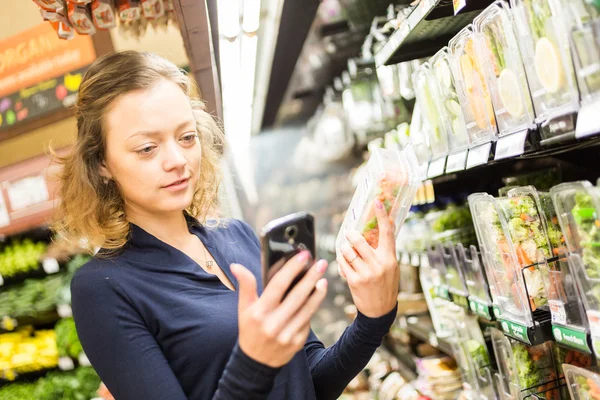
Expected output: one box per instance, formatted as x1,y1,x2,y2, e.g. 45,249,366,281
99,160,113,181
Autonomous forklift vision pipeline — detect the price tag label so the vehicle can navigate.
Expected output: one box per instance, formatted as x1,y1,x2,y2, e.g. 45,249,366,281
42,258,60,274
0,192,9,228
411,253,420,267
466,142,491,169
445,150,468,173
588,311,600,337
576,98,600,138
78,352,91,367
6,175,49,211
58,356,75,371
0,274,3,286
57,304,73,318
401,253,410,266
427,157,446,178
494,130,528,160
549,300,567,326
429,332,439,348
420,254,430,268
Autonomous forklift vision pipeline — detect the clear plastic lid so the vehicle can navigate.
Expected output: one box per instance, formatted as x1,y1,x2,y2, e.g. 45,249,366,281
491,328,560,399
509,0,580,126
571,19,600,101
563,364,600,400
449,25,498,145
428,243,449,290
336,146,421,258
419,261,454,338
473,1,535,137
442,244,468,294
457,243,494,305
469,193,532,326
411,62,451,159
430,47,471,152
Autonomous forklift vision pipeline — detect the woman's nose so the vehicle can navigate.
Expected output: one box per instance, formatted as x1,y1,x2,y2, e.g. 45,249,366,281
163,141,187,170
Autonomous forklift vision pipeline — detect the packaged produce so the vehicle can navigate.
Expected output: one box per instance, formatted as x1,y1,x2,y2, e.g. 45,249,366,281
551,181,600,355
92,0,117,29
407,101,433,166
32,0,63,10
336,146,420,257
457,244,495,319
473,1,535,137
419,257,453,338
430,47,470,152
491,328,560,399
67,2,96,35
117,0,142,22
571,18,600,101
141,0,165,19
449,25,497,145
563,364,600,400
412,62,450,159
510,0,580,136
441,244,469,300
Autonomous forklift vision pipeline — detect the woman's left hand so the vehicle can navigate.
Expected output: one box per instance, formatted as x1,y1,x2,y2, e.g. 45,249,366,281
337,199,399,318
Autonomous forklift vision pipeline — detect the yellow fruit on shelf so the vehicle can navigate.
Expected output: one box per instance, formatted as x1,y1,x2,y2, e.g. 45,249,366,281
64,73,83,92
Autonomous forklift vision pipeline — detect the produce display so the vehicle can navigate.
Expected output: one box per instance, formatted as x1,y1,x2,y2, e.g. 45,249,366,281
430,47,471,152
457,244,495,317
0,367,101,400
442,245,468,295
510,0,580,130
473,1,535,136
412,62,451,158
571,19,600,99
336,146,420,257
0,239,48,278
564,364,600,400
55,318,83,360
449,25,497,145
0,273,67,319
0,328,58,380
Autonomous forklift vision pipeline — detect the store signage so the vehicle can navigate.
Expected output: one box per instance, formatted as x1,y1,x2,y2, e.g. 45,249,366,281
450,291,470,310
469,298,492,320
466,142,491,169
445,150,467,173
494,130,528,160
427,156,446,178
493,305,502,319
549,300,567,326
500,319,531,345
552,325,591,353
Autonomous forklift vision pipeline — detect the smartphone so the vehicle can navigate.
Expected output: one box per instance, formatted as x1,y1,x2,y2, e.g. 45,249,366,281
260,212,316,292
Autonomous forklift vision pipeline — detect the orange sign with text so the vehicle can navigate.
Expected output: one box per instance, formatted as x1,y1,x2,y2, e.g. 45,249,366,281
0,23,96,98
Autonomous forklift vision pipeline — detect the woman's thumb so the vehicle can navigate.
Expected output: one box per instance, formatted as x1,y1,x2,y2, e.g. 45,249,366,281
231,263,258,311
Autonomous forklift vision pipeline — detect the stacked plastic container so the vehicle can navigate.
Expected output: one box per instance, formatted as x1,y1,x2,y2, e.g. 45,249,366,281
456,243,496,320
473,1,536,137
564,364,600,399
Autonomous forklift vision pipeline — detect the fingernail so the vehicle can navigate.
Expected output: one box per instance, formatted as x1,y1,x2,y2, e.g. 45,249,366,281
316,278,328,290
299,251,310,261
375,199,383,209
316,260,328,273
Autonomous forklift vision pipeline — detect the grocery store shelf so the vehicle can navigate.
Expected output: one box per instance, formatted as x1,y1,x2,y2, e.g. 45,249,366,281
374,0,496,66
406,315,453,355
383,338,418,381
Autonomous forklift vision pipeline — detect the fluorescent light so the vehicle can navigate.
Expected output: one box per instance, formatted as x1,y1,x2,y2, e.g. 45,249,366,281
219,0,240,38
242,0,261,33
219,38,241,101
241,34,258,105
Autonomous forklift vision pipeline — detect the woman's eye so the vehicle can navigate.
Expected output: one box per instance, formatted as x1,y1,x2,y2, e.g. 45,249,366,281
181,133,198,142
136,146,156,155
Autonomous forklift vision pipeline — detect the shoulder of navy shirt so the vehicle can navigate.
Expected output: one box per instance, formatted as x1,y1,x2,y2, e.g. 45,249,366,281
70,216,397,400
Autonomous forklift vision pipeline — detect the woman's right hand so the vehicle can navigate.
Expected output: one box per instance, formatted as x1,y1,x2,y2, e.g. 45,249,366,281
230,252,328,368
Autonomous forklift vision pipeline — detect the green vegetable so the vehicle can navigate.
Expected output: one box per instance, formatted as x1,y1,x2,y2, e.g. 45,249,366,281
34,367,101,400
0,382,37,399
466,339,490,369
524,0,552,43
55,318,83,359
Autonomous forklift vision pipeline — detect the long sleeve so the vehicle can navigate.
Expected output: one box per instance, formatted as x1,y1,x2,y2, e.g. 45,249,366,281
71,267,280,400
304,304,398,400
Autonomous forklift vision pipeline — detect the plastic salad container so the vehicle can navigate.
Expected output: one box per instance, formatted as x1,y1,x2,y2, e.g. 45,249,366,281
571,18,600,102
336,146,420,258
509,0,580,131
428,243,450,300
491,328,561,399
442,244,469,299
551,181,600,356
563,364,600,400
449,25,497,146
430,47,471,152
457,243,495,319
412,62,451,159
473,1,535,137
419,256,453,338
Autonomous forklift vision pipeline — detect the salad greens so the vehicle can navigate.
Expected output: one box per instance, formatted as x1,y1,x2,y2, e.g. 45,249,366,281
573,192,600,278
466,339,490,369
524,0,553,43
573,373,600,399
55,318,83,359
513,342,558,399
483,23,506,76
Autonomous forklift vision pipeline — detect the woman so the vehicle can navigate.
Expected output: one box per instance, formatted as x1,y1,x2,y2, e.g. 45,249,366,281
55,51,400,400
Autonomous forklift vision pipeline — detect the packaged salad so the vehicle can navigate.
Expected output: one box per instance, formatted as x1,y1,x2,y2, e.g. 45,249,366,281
473,1,535,137
442,244,469,298
563,364,600,400
335,146,420,258
449,25,497,146
457,244,495,319
491,328,561,399
412,63,451,159
510,0,580,136
430,47,470,152
419,257,454,338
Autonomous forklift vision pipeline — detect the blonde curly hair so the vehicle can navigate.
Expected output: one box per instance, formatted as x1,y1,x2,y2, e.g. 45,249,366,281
53,51,225,253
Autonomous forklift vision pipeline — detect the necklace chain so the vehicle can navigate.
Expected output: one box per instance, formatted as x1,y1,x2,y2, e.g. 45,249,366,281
191,246,213,269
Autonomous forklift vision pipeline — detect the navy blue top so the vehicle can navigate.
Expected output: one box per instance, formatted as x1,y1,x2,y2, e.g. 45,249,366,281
71,216,397,400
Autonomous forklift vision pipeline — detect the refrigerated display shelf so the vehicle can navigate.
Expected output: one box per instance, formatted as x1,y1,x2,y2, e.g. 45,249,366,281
374,0,496,66
382,339,418,381
406,315,454,355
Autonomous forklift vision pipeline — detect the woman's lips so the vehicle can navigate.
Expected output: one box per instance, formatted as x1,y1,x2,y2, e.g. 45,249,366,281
163,178,190,191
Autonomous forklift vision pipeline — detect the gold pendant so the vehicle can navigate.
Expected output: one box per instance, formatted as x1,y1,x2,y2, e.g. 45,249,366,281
206,261,213,269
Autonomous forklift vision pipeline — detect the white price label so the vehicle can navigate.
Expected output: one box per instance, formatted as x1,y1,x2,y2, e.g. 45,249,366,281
42,258,59,274
58,356,75,371
445,151,468,173
429,332,439,348
420,254,430,268
401,253,410,265
57,304,73,318
466,142,492,169
410,253,420,267
6,175,49,211
494,130,528,160
549,300,567,326
576,98,600,138
0,192,9,228
0,274,3,286
427,157,446,178
588,311,600,337
78,352,91,367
